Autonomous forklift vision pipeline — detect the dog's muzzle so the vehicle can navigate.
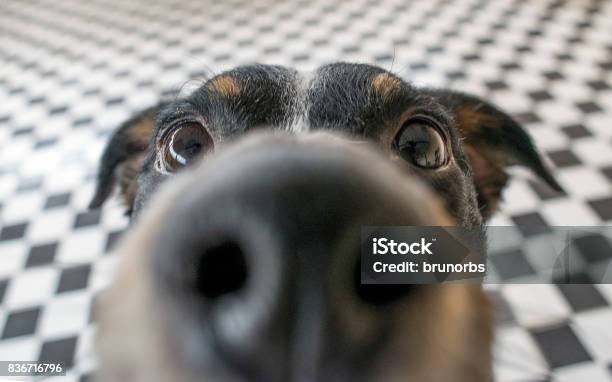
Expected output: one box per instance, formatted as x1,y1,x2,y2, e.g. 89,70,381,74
100,133,455,382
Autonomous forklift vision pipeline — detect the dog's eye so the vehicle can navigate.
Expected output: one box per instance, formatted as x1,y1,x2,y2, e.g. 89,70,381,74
161,122,213,172
394,119,448,169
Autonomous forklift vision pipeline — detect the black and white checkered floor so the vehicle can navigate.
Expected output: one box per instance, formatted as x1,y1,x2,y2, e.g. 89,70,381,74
1,0,612,380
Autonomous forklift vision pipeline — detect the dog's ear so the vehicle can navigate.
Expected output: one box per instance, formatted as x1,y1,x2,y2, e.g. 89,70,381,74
89,104,161,214
427,90,562,220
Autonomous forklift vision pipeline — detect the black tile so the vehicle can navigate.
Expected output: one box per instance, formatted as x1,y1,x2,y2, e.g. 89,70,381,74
576,101,603,114
44,192,72,209
501,62,521,71
410,62,428,70
547,149,581,168
487,290,515,325
425,45,444,54
587,80,610,91
49,105,68,115
73,117,93,127
263,47,281,54
601,166,612,183
28,96,47,105
599,61,612,71
162,88,179,98
374,54,393,63
114,70,130,78
553,272,593,284
561,124,592,139
567,36,583,45
528,90,553,102
88,294,97,324
61,77,78,86
477,38,494,45
35,138,58,149
490,249,536,279
543,70,564,81
57,265,91,294
104,230,123,252
531,324,592,368
293,54,310,62
463,54,481,61
82,88,100,96
0,279,7,304
8,86,25,95
557,284,607,312
105,97,124,106
527,29,543,37
528,179,565,200
26,242,58,267
573,233,612,263
446,70,466,80
12,126,34,136
589,197,612,221
511,212,550,237
0,222,28,241
38,336,78,369
41,69,57,78
486,80,508,91
73,210,101,229
513,112,541,124
237,39,254,47
17,177,42,192
1,307,41,339
214,54,231,62
516,45,532,53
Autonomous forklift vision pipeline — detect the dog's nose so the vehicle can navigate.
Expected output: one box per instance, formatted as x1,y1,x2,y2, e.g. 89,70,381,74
146,134,452,381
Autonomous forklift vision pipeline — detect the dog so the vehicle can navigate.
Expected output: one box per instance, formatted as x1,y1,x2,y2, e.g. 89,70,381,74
90,63,561,382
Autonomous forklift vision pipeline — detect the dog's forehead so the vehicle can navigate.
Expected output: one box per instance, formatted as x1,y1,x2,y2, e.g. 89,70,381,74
187,63,415,135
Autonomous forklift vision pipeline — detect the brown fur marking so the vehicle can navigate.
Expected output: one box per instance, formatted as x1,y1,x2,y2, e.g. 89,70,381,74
371,72,402,99
207,74,240,97
454,104,496,136
126,115,155,147
119,154,146,212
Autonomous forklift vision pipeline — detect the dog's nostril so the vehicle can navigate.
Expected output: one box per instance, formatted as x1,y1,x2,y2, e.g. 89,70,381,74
195,241,248,299
354,261,416,307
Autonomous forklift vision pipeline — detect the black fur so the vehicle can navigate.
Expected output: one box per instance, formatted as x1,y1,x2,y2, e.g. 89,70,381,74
91,63,560,227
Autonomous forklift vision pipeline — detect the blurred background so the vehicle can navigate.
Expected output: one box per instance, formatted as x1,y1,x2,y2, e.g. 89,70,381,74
0,0,611,380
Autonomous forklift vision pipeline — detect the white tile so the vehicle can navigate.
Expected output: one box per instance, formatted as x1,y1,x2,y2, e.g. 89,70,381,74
574,140,612,166
90,256,118,292
39,292,90,339
56,229,105,264
0,336,40,362
555,363,612,382
493,326,550,382
498,180,541,215
0,193,44,223
557,168,612,200
501,284,572,327
573,309,612,362
541,198,602,226
0,242,27,279
4,267,60,310
26,209,74,244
